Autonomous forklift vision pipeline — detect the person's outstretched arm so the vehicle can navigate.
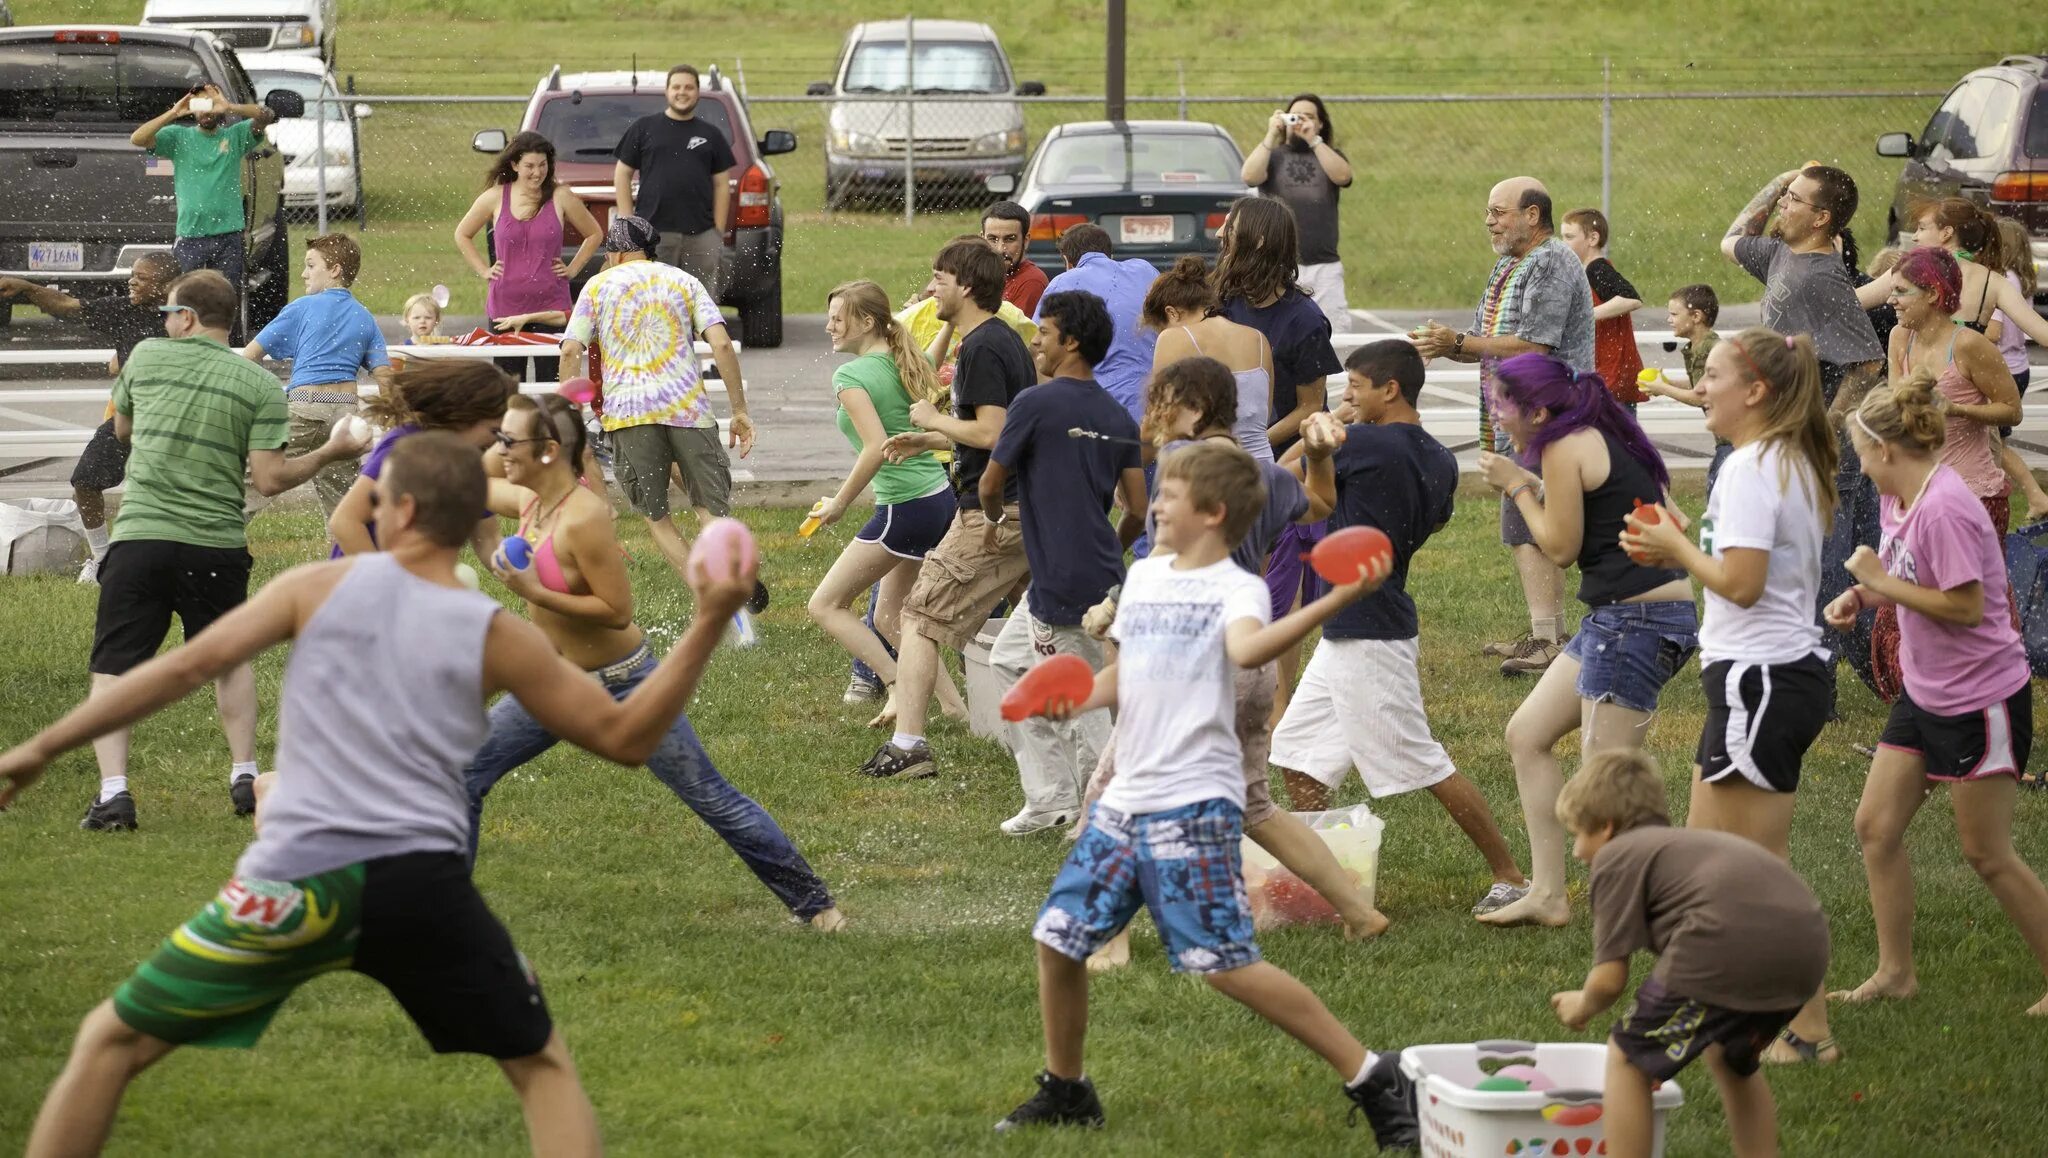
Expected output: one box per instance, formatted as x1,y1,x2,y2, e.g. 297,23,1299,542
1225,561,1388,670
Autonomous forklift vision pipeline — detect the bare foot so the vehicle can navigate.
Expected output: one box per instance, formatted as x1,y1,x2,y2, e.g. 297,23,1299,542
808,907,849,933
2028,993,2048,1016
867,695,898,730
1828,974,1918,1004
938,700,969,723
2027,503,2048,525
1475,891,1571,928
1086,930,1131,973
1344,908,1391,941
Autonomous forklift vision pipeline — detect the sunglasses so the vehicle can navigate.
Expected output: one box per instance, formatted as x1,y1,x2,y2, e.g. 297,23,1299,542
493,431,552,450
157,304,194,315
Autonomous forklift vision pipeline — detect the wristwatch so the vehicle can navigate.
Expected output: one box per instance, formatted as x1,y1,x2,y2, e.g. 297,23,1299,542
1452,331,1469,356
986,510,1008,525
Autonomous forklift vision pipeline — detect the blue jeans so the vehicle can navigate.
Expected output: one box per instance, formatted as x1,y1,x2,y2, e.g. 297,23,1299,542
463,648,835,919
173,231,245,291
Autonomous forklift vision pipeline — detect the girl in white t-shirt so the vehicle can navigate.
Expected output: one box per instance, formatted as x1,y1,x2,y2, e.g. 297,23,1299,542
1622,326,1844,1064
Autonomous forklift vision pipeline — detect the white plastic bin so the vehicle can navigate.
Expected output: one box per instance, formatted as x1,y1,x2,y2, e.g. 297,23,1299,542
1401,1040,1684,1158
0,498,88,576
961,616,1009,746
1240,804,1382,929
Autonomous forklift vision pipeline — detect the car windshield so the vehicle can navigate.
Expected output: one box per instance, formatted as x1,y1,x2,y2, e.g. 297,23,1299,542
844,40,1007,94
1035,132,1243,187
0,40,206,127
535,92,734,158
248,71,341,119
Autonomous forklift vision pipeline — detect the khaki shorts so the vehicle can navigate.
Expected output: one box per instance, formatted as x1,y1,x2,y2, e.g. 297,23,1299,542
900,506,1029,650
654,228,726,298
610,422,731,521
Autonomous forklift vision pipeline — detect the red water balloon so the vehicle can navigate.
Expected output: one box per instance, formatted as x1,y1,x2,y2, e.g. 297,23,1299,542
1000,653,1096,722
1310,525,1393,585
559,377,598,405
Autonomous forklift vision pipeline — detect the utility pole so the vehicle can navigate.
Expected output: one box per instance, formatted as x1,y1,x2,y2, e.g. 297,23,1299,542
1106,0,1125,121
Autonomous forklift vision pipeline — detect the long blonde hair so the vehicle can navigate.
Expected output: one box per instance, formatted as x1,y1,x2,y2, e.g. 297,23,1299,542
1724,327,1837,519
830,279,943,405
1991,216,2037,297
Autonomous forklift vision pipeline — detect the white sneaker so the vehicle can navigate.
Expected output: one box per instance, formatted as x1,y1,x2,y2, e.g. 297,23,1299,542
77,557,100,585
1000,806,1074,837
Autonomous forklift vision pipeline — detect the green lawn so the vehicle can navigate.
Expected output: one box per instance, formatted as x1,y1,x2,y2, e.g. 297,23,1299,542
15,0,2011,315
2,480,2042,1154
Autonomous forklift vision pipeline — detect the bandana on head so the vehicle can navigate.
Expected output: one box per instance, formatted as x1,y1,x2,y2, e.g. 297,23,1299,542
605,215,658,254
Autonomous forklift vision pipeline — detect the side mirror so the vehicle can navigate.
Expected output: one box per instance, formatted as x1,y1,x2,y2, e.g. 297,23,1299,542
473,129,507,155
263,88,304,118
758,129,797,156
984,173,1017,195
806,81,832,97
1875,131,1915,159
1017,80,1046,97
353,103,372,120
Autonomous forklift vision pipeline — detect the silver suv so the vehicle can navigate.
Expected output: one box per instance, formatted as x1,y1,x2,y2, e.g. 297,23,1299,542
809,19,1041,207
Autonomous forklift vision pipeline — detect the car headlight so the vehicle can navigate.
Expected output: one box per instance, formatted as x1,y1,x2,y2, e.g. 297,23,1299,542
280,22,314,46
972,129,1024,155
830,129,881,155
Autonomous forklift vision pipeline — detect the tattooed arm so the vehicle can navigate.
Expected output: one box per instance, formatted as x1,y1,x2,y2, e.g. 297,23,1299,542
1720,170,1801,262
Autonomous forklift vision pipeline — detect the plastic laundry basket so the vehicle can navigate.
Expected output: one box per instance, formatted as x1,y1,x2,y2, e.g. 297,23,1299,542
1401,1040,1685,1158
961,617,1008,745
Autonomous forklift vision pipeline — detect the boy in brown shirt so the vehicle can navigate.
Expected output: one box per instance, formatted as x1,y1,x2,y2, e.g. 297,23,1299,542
1550,751,1827,1158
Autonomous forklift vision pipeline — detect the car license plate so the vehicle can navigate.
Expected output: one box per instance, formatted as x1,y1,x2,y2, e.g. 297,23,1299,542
1119,215,1174,245
29,242,84,272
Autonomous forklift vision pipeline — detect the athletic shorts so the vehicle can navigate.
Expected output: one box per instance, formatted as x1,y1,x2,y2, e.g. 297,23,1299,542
855,486,956,560
1878,682,2033,782
69,419,129,492
610,422,731,521
900,506,1029,651
113,851,551,1057
89,540,252,676
1263,520,1327,620
1611,977,1798,1081
1695,655,1831,793
1270,637,1457,797
1563,600,1699,713
1034,798,1259,975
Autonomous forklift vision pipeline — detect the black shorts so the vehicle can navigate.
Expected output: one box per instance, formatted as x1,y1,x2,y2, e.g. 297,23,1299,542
1695,655,1831,793
68,419,129,492
1611,977,1797,1080
353,852,553,1058
1878,683,2033,782
89,540,252,675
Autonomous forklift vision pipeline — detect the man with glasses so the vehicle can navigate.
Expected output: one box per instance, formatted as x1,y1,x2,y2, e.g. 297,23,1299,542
78,270,365,833
1412,176,1593,678
0,253,181,583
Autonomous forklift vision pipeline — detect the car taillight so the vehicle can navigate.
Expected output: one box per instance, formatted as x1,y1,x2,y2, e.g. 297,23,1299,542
1030,213,1088,241
1991,171,2048,202
54,29,121,42
735,165,772,228
1204,212,1227,239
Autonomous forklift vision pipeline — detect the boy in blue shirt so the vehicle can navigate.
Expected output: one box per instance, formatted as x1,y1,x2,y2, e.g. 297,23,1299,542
997,440,1417,1148
245,233,392,518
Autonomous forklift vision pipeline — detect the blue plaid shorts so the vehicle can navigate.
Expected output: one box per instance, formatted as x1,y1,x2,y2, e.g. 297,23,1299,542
1032,798,1260,975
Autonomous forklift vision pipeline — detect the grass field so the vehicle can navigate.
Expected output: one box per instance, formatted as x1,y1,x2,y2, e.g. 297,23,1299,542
13,0,2020,317
3,479,2045,1155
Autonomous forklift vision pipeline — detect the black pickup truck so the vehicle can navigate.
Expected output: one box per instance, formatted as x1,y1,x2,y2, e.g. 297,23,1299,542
0,25,303,331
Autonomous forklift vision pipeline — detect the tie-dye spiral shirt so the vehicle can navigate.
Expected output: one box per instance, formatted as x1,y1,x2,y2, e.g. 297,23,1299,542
566,259,727,431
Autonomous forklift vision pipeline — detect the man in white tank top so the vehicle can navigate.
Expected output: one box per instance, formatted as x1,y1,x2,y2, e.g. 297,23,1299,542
0,433,759,1157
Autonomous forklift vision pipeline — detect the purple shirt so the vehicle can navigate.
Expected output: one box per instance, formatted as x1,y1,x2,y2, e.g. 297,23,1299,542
329,425,420,556
1878,465,2029,714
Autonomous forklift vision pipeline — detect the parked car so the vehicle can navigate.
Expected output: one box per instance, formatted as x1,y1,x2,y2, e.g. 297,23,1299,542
239,50,365,219
0,24,302,331
472,65,797,347
810,19,1042,208
140,0,335,66
1876,53,2047,293
990,120,1249,281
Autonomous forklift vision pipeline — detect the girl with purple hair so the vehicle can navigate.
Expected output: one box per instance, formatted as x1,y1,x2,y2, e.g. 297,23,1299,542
1474,352,1699,928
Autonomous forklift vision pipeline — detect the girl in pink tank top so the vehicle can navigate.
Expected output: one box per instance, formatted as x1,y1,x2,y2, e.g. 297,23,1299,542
454,132,602,330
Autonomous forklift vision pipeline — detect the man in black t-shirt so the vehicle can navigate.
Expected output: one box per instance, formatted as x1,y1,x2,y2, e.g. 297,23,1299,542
859,241,1036,781
614,65,736,296
0,252,181,584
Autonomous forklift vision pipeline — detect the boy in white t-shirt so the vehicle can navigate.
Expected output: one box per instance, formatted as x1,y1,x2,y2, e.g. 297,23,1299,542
995,441,1419,1148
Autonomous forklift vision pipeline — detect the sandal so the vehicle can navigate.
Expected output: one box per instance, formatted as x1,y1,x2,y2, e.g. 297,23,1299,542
1764,1028,1841,1066
2021,771,2048,791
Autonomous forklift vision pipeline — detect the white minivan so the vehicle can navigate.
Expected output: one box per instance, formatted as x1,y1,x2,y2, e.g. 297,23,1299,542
142,0,337,65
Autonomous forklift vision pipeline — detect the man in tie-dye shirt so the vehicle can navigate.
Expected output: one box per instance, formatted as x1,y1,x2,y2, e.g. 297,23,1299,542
563,215,756,581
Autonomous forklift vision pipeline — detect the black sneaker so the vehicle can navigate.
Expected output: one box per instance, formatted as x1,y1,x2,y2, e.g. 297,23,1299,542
994,1070,1105,1133
857,741,936,780
748,578,771,615
230,775,257,817
1344,1051,1419,1151
80,790,138,832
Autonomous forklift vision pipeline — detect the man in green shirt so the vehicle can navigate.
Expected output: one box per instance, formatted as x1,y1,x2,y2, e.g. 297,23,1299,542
130,84,276,293
81,270,365,834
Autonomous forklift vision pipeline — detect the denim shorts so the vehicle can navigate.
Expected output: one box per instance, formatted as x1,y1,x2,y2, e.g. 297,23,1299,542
1033,798,1260,975
855,486,956,560
1563,600,1699,713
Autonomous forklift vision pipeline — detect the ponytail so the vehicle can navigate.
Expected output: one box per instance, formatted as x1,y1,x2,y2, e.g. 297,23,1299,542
1852,367,1947,454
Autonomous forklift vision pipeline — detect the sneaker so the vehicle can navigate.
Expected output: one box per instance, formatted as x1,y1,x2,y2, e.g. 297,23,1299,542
843,671,885,704
1498,635,1564,677
1471,881,1529,917
747,577,771,615
1344,1051,1420,1151
1000,805,1074,836
994,1070,1105,1133
1480,631,1530,658
77,556,101,585
230,775,257,817
80,790,137,832
857,740,935,780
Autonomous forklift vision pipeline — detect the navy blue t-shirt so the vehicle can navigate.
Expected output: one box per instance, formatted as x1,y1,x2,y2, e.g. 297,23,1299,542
991,376,1140,625
1222,289,1341,453
1323,421,1457,641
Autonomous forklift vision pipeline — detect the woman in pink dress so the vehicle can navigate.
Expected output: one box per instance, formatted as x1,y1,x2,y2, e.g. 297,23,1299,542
455,132,603,377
